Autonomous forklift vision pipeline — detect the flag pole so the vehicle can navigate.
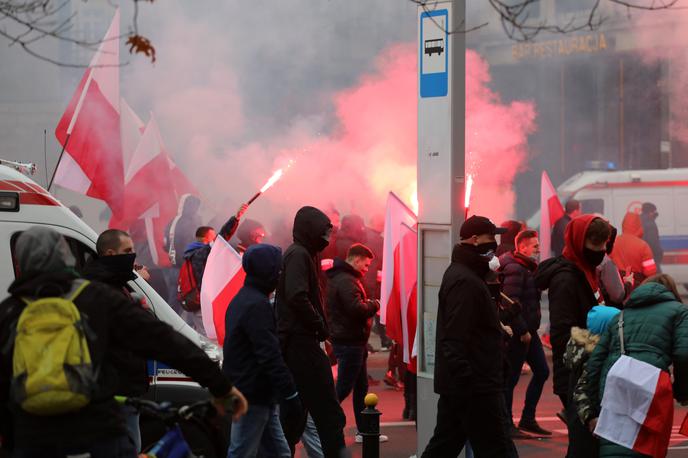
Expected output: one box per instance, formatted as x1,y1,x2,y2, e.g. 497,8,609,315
47,134,70,192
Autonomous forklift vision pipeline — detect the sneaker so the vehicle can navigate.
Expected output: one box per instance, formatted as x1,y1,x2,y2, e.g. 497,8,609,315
355,433,389,443
509,424,530,439
383,371,398,387
518,419,552,436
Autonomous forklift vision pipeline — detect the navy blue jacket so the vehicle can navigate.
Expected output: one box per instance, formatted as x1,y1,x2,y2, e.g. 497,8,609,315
222,244,297,406
499,251,542,335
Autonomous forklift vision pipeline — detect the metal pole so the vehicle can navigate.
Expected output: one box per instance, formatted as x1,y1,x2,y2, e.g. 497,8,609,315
48,134,70,192
619,59,625,169
361,393,381,458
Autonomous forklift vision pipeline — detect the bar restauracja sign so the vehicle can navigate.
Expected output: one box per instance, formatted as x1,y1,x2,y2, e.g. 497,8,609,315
512,33,609,60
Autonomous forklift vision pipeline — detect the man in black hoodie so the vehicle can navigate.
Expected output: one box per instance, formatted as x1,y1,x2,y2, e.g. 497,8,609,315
326,243,382,443
422,216,515,458
81,229,151,452
275,206,347,458
224,244,301,457
0,226,247,456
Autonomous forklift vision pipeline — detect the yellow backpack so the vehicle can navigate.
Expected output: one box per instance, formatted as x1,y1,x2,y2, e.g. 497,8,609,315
11,279,98,415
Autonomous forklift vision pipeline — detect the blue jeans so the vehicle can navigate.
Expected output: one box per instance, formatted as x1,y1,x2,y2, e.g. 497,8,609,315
505,332,550,422
121,404,141,453
301,414,324,458
332,343,368,432
228,404,291,458
12,435,136,458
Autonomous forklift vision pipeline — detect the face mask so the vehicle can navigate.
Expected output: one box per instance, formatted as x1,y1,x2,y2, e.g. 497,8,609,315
488,255,501,272
476,241,498,255
583,248,605,267
101,253,137,273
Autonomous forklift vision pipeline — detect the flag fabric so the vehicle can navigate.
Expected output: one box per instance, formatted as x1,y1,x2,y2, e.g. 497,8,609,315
380,192,417,326
54,10,123,214
200,236,246,344
398,222,418,370
540,171,565,260
595,355,674,457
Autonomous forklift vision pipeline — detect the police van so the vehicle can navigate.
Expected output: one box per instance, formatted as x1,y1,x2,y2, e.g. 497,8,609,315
529,167,688,289
0,161,226,449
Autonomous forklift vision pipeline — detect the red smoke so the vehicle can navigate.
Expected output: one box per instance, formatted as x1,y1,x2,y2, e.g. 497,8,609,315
147,44,535,228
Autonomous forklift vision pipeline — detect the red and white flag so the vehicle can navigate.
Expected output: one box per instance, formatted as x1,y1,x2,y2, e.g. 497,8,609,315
595,355,674,457
380,192,416,343
54,10,123,214
398,222,418,369
540,171,565,260
200,236,246,344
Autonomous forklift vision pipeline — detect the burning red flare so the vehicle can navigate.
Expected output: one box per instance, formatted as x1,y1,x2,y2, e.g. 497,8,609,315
464,174,474,210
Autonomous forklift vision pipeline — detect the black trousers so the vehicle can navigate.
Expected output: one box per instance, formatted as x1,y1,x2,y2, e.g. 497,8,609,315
281,336,346,458
421,393,518,458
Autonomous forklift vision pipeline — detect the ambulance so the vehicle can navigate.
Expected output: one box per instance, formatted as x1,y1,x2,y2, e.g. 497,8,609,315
0,161,226,448
529,167,688,289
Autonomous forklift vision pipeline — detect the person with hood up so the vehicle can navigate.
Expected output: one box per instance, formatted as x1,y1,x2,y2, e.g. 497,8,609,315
496,220,525,257
325,243,385,443
640,202,663,271
0,226,247,456
236,219,266,254
610,212,657,287
275,206,347,457
224,244,301,457
578,274,688,457
499,229,551,436
422,215,516,458
564,305,620,458
535,215,611,412
81,229,152,452
334,214,367,260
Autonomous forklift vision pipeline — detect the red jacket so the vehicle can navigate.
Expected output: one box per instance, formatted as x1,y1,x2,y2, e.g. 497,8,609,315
611,213,657,278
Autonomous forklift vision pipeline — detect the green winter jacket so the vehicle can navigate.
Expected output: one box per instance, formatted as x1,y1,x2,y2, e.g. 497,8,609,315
581,282,688,457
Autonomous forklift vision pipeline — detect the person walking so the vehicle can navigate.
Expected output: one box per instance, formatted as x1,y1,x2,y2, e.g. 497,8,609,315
579,274,688,457
275,206,347,458
326,243,386,443
421,215,516,457
499,230,551,436
223,244,302,457
535,216,611,412
0,227,247,457
551,199,581,257
640,202,663,271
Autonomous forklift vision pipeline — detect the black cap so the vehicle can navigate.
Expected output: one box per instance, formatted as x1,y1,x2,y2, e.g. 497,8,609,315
460,215,508,239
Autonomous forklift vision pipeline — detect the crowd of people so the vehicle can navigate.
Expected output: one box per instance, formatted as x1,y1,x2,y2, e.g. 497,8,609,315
422,200,687,458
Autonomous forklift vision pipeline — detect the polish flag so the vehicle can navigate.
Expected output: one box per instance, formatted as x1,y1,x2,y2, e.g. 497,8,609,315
398,222,418,370
380,192,417,327
200,236,246,344
540,171,565,260
54,10,123,214
595,355,674,457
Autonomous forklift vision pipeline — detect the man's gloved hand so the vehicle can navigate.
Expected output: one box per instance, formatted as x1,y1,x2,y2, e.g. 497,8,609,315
281,393,303,424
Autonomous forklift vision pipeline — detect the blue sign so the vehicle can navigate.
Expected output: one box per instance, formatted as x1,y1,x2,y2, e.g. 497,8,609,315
420,9,449,98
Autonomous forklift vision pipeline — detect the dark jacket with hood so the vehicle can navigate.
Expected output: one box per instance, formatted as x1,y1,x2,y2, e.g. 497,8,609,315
641,212,664,266
535,215,600,398
326,258,378,346
81,255,148,397
275,206,333,342
0,227,232,450
499,251,541,335
165,194,202,267
434,244,504,397
223,244,297,406
581,282,688,458
552,214,572,257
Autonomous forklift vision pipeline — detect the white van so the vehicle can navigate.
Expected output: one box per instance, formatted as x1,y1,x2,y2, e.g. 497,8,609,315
0,163,223,385
528,167,688,288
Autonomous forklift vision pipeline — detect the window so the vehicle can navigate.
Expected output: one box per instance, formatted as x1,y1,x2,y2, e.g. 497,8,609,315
557,0,597,14
10,231,96,278
579,198,605,215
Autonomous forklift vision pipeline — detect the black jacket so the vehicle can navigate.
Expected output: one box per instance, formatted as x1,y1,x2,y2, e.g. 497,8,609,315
184,215,240,287
81,257,149,397
552,214,572,257
434,244,504,396
0,272,231,450
223,245,296,406
276,207,332,342
499,252,542,335
165,194,202,267
641,213,664,265
326,259,378,346
535,256,597,397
